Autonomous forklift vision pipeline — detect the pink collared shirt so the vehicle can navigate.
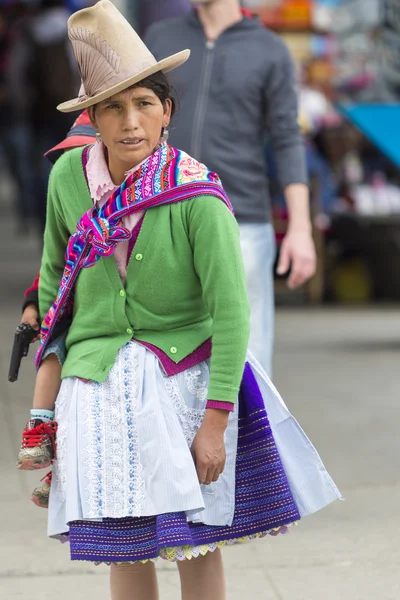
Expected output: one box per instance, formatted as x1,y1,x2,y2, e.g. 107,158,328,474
86,140,145,284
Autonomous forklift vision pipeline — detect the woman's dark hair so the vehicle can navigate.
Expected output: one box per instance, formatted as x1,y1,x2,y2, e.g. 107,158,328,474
130,71,177,117
90,71,177,120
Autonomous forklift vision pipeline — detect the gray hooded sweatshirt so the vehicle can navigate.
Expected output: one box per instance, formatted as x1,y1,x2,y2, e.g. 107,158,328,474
145,10,307,223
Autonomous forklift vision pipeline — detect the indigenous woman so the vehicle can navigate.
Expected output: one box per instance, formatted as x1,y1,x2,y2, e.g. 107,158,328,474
35,2,340,599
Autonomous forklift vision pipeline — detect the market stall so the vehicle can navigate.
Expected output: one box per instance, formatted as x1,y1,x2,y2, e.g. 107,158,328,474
245,0,400,304
326,0,400,303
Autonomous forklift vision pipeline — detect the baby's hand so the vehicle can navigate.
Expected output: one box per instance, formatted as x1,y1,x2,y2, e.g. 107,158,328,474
20,304,40,342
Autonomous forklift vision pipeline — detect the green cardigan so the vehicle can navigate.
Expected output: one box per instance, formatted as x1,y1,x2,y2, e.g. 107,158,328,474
39,148,250,404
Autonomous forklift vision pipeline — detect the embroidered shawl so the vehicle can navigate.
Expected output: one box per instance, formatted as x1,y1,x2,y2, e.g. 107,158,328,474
35,145,233,368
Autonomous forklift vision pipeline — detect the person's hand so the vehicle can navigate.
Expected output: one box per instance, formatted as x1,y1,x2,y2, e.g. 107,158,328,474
20,304,40,342
277,228,317,289
191,408,228,485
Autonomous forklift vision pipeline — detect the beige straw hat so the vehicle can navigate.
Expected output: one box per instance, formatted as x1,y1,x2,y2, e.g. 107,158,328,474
58,0,190,113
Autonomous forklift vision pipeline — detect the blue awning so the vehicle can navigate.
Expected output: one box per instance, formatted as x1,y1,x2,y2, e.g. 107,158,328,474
338,104,400,168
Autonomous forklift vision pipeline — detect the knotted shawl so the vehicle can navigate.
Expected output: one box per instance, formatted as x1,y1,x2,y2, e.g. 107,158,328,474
35,145,232,368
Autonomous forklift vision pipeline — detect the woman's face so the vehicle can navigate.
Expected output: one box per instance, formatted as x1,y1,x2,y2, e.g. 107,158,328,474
90,86,172,179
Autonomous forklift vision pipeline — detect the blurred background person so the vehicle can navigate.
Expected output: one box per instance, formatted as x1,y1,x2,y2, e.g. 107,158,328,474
139,0,191,35
267,60,341,219
144,0,316,375
0,0,37,230
7,0,79,232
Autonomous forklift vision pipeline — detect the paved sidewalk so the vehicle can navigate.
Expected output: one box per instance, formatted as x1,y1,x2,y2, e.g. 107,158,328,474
1,195,399,599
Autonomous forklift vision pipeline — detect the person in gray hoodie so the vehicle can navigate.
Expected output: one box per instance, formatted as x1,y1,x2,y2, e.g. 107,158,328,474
145,0,316,375
139,0,191,34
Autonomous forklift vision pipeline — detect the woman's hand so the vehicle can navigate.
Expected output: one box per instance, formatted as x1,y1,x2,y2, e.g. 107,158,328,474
20,304,40,342
191,408,228,485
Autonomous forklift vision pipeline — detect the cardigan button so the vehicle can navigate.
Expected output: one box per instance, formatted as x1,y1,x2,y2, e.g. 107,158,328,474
119,290,126,297
170,346,177,354
126,328,133,336
135,253,143,261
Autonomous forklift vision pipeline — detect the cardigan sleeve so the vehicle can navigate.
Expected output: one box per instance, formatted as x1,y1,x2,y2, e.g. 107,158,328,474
38,165,70,322
186,196,250,404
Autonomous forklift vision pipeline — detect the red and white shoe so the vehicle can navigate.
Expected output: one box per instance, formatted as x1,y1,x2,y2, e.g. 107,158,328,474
31,470,52,509
17,419,57,470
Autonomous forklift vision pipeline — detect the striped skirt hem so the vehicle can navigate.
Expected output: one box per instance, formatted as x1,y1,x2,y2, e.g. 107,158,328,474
57,523,296,564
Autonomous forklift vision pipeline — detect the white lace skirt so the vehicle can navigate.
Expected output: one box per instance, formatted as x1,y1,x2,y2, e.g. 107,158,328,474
48,341,340,539
48,341,239,536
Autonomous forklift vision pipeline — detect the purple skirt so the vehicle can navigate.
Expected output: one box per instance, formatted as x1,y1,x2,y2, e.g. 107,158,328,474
66,364,300,563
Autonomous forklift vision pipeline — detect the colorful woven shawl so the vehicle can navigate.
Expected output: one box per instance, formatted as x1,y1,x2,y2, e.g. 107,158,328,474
35,145,233,368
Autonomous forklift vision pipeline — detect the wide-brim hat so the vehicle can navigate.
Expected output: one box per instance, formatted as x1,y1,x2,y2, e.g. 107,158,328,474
58,0,190,113
44,110,95,163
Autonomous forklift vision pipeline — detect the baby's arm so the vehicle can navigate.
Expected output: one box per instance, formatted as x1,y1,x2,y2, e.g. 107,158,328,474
33,356,62,412
32,332,67,413
20,272,66,413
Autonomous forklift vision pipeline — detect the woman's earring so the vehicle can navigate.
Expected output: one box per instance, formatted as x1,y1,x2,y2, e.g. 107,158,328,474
161,128,169,144
95,131,102,143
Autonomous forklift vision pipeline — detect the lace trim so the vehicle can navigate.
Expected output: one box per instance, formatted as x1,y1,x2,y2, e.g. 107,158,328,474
82,343,146,518
53,382,69,503
86,140,115,206
123,344,145,517
184,368,208,403
82,379,104,518
104,353,126,516
164,374,205,446
160,527,293,562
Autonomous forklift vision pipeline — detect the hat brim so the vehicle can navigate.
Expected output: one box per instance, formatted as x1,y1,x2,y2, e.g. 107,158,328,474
57,50,190,113
44,135,95,163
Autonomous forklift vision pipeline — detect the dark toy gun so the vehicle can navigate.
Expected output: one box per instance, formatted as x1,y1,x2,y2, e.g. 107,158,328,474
8,323,38,382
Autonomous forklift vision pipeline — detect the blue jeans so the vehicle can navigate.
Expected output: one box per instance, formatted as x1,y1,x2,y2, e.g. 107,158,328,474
239,223,276,377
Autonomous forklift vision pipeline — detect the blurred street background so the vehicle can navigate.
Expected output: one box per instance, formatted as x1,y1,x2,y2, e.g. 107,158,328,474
2,0,400,303
1,0,400,598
